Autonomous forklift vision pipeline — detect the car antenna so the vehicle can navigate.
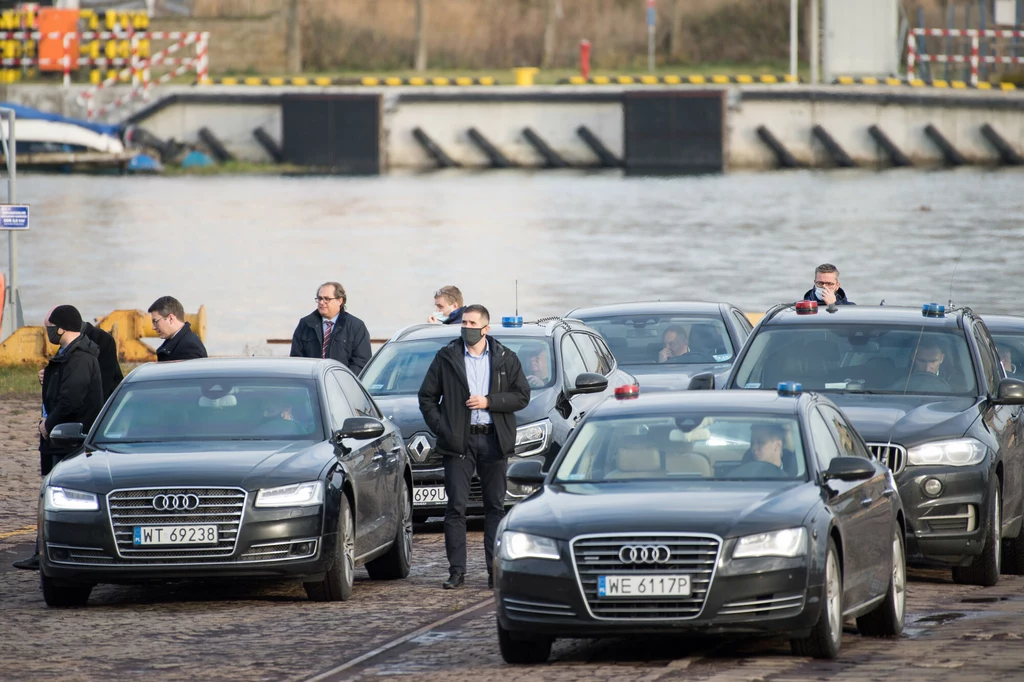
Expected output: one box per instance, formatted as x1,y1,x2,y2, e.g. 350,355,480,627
948,241,969,309
515,279,519,317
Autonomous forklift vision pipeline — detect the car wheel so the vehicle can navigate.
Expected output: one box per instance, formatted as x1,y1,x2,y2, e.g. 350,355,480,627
497,618,552,664
304,496,355,602
791,538,842,659
856,526,905,637
40,573,92,608
952,486,1001,587
366,476,413,580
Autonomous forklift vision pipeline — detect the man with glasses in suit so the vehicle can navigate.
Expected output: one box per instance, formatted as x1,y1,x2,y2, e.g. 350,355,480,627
290,282,372,374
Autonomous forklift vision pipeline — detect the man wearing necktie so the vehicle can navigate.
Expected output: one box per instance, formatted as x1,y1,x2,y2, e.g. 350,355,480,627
290,282,372,374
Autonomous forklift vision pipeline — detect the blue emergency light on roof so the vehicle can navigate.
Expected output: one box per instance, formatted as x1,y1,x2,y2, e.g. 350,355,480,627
502,316,524,328
794,300,818,315
777,382,802,396
922,303,946,318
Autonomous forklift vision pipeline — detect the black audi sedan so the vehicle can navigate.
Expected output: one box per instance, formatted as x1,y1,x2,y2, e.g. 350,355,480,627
727,301,1024,584
38,358,413,607
566,301,754,392
360,318,636,522
495,387,905,663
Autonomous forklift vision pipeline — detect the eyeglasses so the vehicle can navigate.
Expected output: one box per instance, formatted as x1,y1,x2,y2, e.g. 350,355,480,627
813,280,839,288
315,296,339,303
151,316,166,327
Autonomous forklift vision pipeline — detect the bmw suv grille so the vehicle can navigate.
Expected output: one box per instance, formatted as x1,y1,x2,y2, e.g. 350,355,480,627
107,487,247,562
867,443,907,475
570,533,721,620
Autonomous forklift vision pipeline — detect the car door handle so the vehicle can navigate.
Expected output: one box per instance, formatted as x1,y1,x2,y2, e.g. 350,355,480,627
882,489,894,498
860,497,874,508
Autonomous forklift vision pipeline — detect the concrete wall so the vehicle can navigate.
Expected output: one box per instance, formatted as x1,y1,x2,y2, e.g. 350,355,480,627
139,100,282,162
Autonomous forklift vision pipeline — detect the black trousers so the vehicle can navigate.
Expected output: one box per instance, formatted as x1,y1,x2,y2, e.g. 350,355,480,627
443,430,506,576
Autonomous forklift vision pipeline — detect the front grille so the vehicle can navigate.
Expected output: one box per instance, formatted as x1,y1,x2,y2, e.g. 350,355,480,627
107,487,246,562
46,544,115,565
718,592,804,618
469,478,483,503
868,443,907,475
503,596,576,618
571,534,721,621
46,540,318,567
922,504,976,533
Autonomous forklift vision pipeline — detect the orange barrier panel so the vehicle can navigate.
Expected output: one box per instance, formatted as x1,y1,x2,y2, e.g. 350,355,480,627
37,8,78,72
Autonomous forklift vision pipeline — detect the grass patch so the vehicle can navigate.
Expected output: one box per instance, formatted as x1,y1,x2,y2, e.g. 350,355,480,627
162,160,306,176
0,365,43,399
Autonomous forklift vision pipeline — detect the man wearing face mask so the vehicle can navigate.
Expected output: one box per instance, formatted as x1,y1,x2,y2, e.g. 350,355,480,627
427,285,465,325
418,304,530,590
802,263,855,306
13,304,104,570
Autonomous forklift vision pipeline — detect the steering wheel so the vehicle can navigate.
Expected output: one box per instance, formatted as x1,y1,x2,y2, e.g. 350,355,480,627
725,459,787,479
890,372,952,393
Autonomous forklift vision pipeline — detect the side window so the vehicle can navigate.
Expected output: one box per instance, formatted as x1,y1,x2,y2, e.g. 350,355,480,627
973,324,1003,391
325,372,355,430
560,334,587,385
819,405,870,459
807,408,842,471
584,334,613,375
733,310,753,335
574,333,606,376
337,371,381,418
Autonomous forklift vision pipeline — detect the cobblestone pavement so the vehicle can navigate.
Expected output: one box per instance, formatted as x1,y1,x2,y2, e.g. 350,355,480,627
2,397,1023,681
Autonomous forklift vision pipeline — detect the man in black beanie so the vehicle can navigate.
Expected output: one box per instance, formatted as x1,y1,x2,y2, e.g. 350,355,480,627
14,304,104,571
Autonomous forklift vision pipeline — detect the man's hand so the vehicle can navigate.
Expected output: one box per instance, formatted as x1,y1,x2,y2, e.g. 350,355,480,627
38,420,48,439
427,314,439,323
658,347,672,363
466,395,489,410
527,375,544,388
38,369,44,385
820,288,837,305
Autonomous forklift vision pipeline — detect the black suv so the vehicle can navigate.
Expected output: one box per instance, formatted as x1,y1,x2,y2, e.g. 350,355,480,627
725,301,1024,586
360,318,637,522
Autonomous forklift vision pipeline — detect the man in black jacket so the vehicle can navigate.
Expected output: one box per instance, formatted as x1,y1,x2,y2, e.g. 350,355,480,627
149,296,208,362
802,263,855,306
290,282,372,374
418,304,530,589
14,304,104,570
81,321,123,400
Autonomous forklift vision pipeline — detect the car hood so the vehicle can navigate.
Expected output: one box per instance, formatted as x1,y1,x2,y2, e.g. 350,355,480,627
505,480,819,541
374,389,558,440
49,440,331,493
824,394,981,445
622,362,733,393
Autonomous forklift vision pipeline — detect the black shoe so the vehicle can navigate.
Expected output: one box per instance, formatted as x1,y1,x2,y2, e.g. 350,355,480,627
12,554,40,570
442,572,465,589
487,574,494,589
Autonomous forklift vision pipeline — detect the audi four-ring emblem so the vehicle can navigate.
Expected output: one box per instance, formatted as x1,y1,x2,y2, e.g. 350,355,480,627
618,544,671,564
152,494,201,511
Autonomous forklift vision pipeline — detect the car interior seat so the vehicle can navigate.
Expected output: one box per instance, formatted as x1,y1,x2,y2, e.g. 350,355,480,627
606,436,662,479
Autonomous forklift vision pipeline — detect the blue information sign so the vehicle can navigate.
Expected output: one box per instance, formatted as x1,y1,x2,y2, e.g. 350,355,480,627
0,204,29,230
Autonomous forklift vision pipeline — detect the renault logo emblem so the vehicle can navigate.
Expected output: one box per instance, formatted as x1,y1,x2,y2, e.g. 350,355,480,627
408,435,432,463
152,494,201,511
618,544,671,564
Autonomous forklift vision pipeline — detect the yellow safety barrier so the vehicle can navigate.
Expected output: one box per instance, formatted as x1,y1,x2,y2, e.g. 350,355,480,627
514,67,539,86
0,306,206,366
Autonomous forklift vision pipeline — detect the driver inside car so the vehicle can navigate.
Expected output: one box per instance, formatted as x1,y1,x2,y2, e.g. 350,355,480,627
912,341,945,377
524,347,551,388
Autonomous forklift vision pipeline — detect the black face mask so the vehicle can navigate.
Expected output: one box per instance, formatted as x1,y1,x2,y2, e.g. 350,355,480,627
461,327,484,346
46,326,62,345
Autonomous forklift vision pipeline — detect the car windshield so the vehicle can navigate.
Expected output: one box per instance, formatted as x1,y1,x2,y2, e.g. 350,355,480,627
94,378,323,443
552,414,806,482
731,325,978,396
577,315,733,366
991,333,1024,379
361,336,556,396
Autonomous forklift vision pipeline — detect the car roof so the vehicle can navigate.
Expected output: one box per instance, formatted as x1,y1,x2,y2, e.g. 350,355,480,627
590,389,806,418
980,314,1024,333
761,304,967,329
568,300,728,317
389,319,594,343
123,357,327,383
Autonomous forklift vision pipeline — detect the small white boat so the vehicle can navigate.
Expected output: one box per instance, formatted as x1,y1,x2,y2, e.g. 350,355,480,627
0,118,125,154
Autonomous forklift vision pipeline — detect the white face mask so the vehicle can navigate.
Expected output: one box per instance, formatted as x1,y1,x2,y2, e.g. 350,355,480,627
814,287,828,300
434,311,448,323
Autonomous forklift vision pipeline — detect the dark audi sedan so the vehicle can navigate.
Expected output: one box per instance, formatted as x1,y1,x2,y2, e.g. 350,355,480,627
495,387,905,663
38,358,413,607
567,301,754,393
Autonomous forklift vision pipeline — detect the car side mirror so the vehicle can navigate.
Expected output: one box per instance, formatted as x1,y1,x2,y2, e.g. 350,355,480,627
993,378,1024,405
333,417,385,443
688,372,715,391
824,456,875,482
49,423,86,448
567,372,608,396
507,459,546,486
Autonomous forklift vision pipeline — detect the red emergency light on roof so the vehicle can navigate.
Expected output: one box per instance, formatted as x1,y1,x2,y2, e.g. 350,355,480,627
795,300,818,315
615,384,640,400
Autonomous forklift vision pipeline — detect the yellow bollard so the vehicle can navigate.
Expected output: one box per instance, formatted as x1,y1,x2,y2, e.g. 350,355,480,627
514,67,539,86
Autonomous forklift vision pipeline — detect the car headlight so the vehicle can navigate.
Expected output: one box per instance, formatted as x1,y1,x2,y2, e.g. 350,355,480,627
907,438,987,467
499,530,560,561
44,486,99,512
732,528,807,559
514,419,551,457
254,481,324,508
